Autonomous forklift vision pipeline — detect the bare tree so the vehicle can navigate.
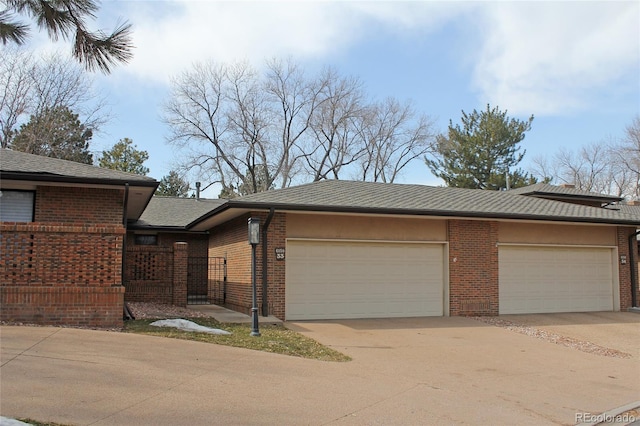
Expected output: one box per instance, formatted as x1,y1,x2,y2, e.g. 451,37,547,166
303,68,366,181
531,140,635,198
163,59,437,193
613,115,640,198
358,98,435,183
264,58,325,188
555,145,608,192
0,48,108,149
164,60,326,194
163,61,230,189
0,48,34,147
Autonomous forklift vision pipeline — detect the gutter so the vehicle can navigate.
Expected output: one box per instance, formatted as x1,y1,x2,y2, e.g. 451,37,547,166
261,208,275,316
1,171,158,188
628,230,640,308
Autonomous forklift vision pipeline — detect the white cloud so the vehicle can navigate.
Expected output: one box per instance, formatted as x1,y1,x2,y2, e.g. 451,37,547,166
122,1,360,83
471,2,640,116
113,1,463,84
24,1,637,119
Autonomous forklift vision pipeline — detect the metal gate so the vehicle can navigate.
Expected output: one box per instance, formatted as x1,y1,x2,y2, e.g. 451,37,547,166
187,256,227,305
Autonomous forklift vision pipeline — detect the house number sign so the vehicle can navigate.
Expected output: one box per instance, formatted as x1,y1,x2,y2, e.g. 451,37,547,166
275,248,285,261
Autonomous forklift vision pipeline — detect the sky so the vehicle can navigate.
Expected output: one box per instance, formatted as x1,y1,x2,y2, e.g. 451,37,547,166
27,1,640,197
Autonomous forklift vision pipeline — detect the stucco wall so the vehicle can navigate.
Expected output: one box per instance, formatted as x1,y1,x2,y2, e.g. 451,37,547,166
499,222,616,246
287,213,447,241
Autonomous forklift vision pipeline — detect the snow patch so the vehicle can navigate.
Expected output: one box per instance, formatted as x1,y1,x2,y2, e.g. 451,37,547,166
150,319,232,335
0,417,32,426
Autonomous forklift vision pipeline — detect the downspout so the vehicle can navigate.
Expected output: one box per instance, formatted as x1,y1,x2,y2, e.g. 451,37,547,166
121,183,129,285
121,183,131,319
628,230,640,308
261,207,275,316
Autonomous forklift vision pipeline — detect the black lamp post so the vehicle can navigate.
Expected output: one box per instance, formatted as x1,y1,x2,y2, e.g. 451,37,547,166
248,217,261,337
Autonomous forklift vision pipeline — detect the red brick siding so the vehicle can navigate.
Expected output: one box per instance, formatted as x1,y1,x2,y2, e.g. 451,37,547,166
1,286,124,327
617,226,637,310
124,232,208,304
35,186,123,224
173,242,188,306
265,212,286,319
208,215,253,314
0,222,125,327
448,219,499,316
124,245,173,304
207,212,286,318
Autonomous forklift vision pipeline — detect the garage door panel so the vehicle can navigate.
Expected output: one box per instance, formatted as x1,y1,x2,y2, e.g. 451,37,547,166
286,240,445,320
499,246,614,314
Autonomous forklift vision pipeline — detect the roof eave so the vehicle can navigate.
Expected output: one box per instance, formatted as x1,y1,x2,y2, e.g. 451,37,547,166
528,191,623,203
187,200,640,228
127,223,209,234
1,171,158,188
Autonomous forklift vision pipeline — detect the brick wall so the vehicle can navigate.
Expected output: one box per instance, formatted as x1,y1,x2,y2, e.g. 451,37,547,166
124,232,208,304
617,226,637,310
123,242,190,306
124,245,173,304
1,222,125,327
36,186,123,224
207,212,286,319
173,242,188,307
448,219,499,316
208,215,253,314
264,212,286,319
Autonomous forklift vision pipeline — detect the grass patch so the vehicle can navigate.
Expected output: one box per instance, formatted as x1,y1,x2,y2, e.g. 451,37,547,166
123,318,351,362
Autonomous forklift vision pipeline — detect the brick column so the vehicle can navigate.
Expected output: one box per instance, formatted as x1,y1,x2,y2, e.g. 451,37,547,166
617,226,637,310
448,219,499,316
173,242,188,307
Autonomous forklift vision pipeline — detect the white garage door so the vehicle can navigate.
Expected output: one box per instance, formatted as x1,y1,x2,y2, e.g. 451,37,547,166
499,245,615,314
285,240,445,320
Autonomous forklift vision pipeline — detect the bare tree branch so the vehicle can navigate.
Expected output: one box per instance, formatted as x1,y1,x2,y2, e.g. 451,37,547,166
358,98,435,183
0,48,109,149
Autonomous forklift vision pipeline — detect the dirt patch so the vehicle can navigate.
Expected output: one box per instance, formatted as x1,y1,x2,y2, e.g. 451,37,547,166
474,316,632,359
126,302,212,319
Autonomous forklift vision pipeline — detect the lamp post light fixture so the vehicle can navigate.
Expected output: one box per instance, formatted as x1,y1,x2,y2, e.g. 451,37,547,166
248,217,261,337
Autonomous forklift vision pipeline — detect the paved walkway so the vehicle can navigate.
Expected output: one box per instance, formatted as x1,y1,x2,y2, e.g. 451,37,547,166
187,304,282,324
1,314,638,425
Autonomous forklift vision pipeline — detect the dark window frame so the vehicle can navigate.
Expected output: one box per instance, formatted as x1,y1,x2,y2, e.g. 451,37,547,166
134,234,158,245
0,189,35,222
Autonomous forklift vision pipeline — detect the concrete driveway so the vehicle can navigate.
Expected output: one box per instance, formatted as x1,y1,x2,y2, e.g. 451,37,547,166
1,313,638,426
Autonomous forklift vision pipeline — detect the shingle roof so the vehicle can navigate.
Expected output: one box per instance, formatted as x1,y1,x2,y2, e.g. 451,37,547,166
508,183,621,202
607,204,640,219
0,148,156,185
208,180,639,226
132,196,226,229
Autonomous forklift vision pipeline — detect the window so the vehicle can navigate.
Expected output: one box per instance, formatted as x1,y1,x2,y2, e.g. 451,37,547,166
0,190,34,222
134,234,158,245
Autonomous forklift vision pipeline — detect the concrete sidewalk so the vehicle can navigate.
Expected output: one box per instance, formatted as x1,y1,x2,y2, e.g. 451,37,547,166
1,315,638,425
186,304,282,324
